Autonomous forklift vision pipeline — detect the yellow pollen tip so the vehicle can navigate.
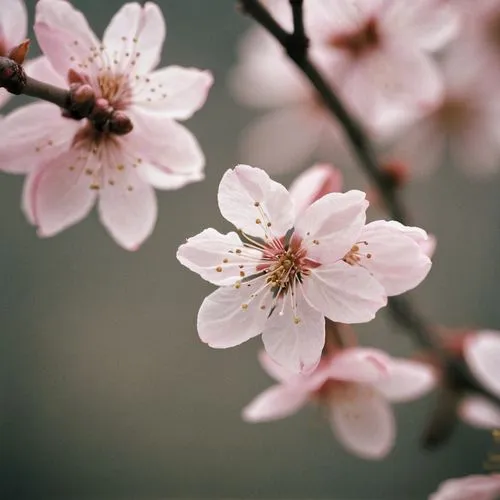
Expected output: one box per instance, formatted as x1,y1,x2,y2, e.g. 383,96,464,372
234,281,241,289
241,303,248,310
223,258,229,263
254,201,260,207
255,218,261,224
216,266,223,272
293,317,301,325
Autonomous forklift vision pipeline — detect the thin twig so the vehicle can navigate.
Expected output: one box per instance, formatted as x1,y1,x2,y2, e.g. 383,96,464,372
238,0,500,414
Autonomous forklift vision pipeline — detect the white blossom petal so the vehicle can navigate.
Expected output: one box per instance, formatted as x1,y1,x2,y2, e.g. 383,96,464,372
133,66,213,119
242,384,309,422
262,292,325,374
459,396,500,429
0,103,78,174
357,220,432,296
103,1,165,74
31,149,97,237
374,358,436,402
217,164,295,238
302,261,387,324
464,331,500,398
0,0,27,45
295,190,368,264
329,384,395,460
197,279,274,348
35,0,100,77
429,474,500,500
327,348,390,384
177,228,261,286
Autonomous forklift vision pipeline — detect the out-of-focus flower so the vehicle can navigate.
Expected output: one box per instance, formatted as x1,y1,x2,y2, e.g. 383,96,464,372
230,0,458,173
288,163,343,216
454,0,500,78
429,474,500,500
459,330,500,428
177,164,431,373
307,0,459,132
0,0,213,250
243,349,436,460
386,45,500,177
229,15,345,175
0,0,28,108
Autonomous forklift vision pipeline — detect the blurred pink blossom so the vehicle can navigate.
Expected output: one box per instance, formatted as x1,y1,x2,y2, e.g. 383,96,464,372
177,164,431,373
0,0,28,108
0,0,213,250
386,45,500,177
429,474,500,500
243,349,436,460
307,0,459,132
458,330,500,428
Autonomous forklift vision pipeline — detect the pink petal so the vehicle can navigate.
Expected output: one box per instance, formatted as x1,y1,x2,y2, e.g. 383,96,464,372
197,279,274,349
24,56,66,87
133,66,213,120
383,0,460,52
294,190,368,264
464,331,500,397
97,160,157,251
379,220,436,257
258,350,296,383
238,106,324,174
262,292,325,374
344,45,443,133
357,220,432,296
302,261,387,324
102,2,166,75
328,384,395,460
176,228,261,286
34,0,100,78
289,163,343,216
327,347,391,384
228,28,308,108
242,384,309,422
31,149,97,237
217,164,294,239
0,0,27,46
0,103,78,174
138,164,203,190
374,358,436,402
459,396,500,429
429,474,500,500
127,111,205,176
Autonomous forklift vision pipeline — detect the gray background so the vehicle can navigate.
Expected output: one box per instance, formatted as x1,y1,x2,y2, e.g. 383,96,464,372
1,0,499,498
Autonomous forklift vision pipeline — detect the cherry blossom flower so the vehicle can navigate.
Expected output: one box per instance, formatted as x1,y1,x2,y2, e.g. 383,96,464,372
243,349,436,459
429,474,500,500
0,0,27,108
0,0,213,250
458,330,500,429
386,45,500,177
307,0,460,132
177,164,432,373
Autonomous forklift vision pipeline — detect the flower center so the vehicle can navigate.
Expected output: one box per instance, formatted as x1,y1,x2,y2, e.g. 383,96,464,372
329,18,380,56
343,242,372,266
261,235,310,297
97,71,132,110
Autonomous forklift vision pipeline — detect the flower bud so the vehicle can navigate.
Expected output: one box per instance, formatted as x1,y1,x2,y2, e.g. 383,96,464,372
8,39,30,65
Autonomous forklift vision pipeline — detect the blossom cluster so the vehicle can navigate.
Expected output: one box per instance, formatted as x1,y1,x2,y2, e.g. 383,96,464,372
0,0,498,498
231,0,500,178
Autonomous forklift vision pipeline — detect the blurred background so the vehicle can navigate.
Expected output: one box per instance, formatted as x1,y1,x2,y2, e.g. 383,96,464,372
1,0,499,498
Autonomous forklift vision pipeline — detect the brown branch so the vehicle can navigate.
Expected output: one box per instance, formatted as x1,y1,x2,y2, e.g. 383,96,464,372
238,0,500,428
